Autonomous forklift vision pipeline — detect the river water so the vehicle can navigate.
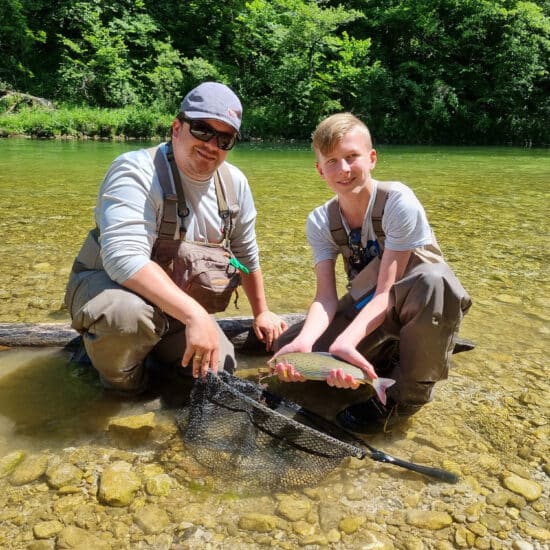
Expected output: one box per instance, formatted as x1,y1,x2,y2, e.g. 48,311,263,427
0,139,548,548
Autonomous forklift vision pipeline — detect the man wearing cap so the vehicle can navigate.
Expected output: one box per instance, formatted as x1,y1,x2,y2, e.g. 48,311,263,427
65,82,287,394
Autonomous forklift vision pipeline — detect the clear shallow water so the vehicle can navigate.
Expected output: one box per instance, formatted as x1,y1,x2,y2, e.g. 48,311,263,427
0,138,548,466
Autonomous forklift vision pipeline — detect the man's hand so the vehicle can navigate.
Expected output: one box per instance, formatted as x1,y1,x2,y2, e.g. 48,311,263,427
253,311,288,351
181,311,221,378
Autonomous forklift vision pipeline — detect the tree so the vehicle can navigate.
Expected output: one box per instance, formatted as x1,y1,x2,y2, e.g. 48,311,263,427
231,0,369,137
0,0,39,91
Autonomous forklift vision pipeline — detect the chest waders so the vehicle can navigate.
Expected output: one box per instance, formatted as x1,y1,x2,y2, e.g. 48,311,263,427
147,144,240,269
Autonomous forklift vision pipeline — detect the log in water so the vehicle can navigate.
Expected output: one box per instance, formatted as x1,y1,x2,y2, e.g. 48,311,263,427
0,316,475,356
0,314,308,352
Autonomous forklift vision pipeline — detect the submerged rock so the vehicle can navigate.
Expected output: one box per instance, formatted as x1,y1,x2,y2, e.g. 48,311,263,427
56,525,110,550
405,510,453,530
97,460,141,507
238,513,284,533
0,450,25,478
133,504,170,534
502,474,542,501
275,494,311,521
10,454,49,486
45,462,83,489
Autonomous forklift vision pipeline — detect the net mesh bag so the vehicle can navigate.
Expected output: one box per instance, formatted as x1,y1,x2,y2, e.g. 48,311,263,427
174,371,366,489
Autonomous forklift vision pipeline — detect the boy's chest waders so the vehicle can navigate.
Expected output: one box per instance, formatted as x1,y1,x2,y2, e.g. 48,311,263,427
327,181,444,315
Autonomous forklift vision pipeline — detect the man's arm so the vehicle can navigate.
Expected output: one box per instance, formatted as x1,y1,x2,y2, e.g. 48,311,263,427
240,269,288,350
123,261,221,378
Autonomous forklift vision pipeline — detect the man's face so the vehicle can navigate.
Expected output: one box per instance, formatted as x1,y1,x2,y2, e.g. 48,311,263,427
171,117,236,181
315,129,377,196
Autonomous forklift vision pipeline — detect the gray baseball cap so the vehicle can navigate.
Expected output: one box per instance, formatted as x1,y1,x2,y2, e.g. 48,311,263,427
180,82,242,132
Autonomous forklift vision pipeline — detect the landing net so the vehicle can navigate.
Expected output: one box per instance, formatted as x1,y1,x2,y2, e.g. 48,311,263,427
174,371,365,489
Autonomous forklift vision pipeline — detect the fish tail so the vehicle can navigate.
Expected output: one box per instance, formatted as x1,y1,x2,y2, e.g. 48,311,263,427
372,377,396,406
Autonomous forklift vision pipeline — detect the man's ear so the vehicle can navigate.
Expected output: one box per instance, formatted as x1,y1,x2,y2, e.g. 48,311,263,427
171,118,181,139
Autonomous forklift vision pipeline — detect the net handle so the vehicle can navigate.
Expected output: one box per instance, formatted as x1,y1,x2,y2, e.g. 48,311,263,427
262,389,459,484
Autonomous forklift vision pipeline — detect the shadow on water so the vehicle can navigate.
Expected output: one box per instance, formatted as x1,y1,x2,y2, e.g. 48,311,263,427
0,348,122,452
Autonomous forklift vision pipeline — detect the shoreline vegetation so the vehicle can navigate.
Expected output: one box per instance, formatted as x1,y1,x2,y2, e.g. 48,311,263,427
2,1,548,147
0,92,173,141
1,92,548,147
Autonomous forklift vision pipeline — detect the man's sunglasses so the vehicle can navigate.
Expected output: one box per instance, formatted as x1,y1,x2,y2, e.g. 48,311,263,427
180,116,238,151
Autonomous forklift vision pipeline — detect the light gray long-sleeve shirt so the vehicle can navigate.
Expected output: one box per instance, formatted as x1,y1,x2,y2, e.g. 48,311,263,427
95,143,259,284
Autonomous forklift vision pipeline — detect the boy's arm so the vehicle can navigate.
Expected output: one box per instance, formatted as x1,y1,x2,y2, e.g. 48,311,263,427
328,248,411,375
274,259,339,355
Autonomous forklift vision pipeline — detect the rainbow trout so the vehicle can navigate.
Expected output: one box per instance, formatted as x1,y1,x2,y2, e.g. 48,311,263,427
269,352,396,405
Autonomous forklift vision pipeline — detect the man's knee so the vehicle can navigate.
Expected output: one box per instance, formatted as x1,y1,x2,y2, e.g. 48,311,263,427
78,288,164,339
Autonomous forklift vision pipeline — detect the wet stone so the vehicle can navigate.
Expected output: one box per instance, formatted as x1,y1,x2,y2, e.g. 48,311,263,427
9,453,49,486
238,513,283,533
339,515,366,534
56,525,110,549
318,502,341,531
521,524,550,541
292,520,315,536
134,504,170,534
276,494,312,521
454,525,475,547
486,491,511,507
145,473,172,496
405,510,453,530
479,513,512,532
299,533,329,546
359,531,396,549
107,412,156,446
468,522,488,537
98,460,141,507
0,450,26,478
502,474,542,501
28,541,55,550
33,520,63,539
45,462,83,489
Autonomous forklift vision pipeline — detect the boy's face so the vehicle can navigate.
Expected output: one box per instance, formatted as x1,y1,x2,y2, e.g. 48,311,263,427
315,129,377,196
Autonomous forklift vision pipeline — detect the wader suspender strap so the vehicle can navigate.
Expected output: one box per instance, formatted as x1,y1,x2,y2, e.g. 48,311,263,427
147,145,236,244
328,181,392,250
148,146,179,241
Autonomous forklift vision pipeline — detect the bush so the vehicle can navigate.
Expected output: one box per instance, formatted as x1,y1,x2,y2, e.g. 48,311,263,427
0,104,173,140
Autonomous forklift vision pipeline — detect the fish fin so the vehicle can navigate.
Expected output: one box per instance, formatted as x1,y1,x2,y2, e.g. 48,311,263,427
372,377,396,406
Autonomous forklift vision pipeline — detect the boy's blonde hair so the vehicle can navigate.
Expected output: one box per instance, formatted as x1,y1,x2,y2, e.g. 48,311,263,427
312,113,373,156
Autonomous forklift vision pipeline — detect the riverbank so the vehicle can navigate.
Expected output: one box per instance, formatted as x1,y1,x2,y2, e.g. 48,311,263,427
0,104,172,141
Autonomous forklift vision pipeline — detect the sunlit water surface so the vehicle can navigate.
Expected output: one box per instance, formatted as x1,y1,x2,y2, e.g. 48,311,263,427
0,139,548,494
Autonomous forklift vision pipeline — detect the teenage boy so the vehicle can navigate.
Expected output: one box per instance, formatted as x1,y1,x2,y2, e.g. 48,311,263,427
273,112,471,432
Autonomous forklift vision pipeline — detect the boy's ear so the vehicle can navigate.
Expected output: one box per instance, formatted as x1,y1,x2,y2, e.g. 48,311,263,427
315,162,324,177
370,148,377,163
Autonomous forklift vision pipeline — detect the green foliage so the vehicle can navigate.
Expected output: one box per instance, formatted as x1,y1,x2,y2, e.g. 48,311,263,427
232,0,367,137
0,105,172,139
0,0,38,90
1,0,548,144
